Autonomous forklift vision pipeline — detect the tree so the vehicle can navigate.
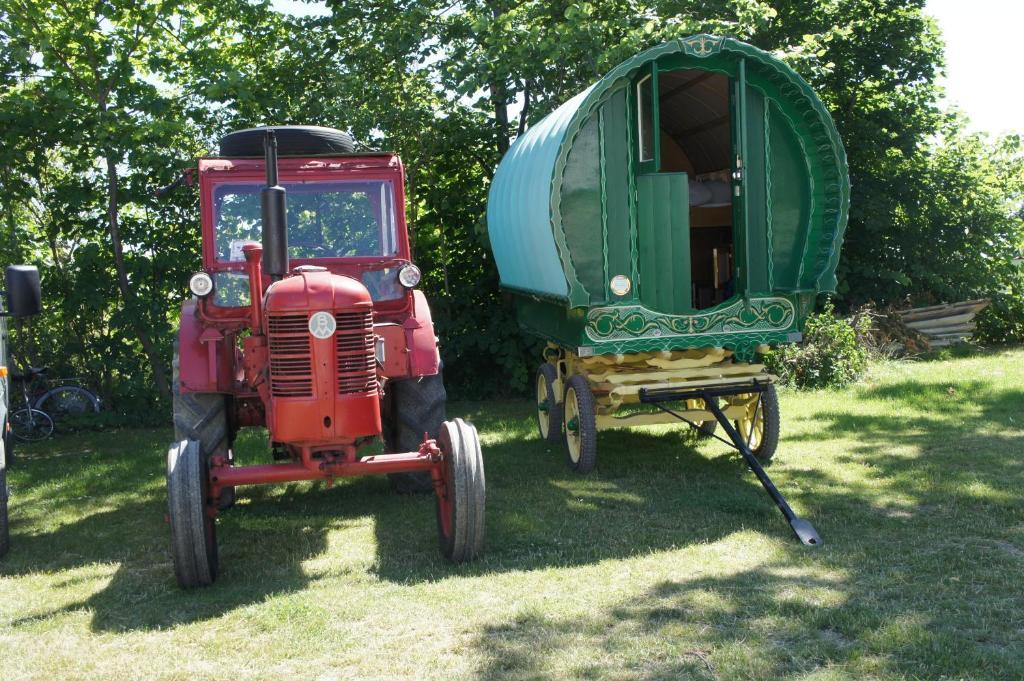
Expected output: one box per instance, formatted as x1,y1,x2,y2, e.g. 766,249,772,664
1,0,213,398
0,0,1021,414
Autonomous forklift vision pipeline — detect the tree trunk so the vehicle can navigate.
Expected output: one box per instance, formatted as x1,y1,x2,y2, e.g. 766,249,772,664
492,81,510,155
489,2,510,155
105,155,171,399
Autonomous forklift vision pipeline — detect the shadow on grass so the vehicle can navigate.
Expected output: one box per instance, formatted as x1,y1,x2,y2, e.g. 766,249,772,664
0,429,345,632
2,372,1023,666
471,564,1021,679
370,425,781,583
457,383,1024,678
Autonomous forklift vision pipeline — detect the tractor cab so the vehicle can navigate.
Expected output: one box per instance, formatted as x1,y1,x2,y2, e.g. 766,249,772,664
197,152,417,317
167,126,485,588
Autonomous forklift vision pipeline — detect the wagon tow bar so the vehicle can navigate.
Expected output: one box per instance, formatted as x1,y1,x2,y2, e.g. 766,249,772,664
638,383,822,547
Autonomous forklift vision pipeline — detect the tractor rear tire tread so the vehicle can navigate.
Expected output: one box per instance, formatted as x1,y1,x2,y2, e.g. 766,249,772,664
172,341,231,483
385,373,447,494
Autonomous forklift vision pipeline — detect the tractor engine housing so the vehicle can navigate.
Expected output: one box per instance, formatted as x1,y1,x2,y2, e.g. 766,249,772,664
263,268,380,444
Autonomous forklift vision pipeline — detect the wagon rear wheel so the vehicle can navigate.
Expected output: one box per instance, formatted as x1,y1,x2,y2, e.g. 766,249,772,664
167,439,218,587
535,363,562,443
436,418,485,562
731,384,780,462
563,374,597,473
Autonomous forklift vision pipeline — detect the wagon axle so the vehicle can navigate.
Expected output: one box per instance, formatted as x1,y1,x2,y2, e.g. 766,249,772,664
639,383,822,547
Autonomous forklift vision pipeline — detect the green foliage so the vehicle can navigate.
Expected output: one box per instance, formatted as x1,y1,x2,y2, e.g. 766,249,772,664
0,0,1021,412
764,301,872,390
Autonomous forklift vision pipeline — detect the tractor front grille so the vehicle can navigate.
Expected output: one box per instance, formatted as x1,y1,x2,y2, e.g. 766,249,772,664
268,313,313,397
335,310,377,395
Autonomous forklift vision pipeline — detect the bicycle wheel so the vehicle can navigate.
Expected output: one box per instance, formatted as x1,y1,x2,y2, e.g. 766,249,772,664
35,386,100,423
11,409,54,441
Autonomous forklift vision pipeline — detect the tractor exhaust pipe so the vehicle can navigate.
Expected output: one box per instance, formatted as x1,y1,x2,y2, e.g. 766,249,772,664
261,130,288,280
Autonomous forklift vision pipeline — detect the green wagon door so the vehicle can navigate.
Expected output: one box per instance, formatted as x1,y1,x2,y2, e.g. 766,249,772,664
636,172,691,314
733,59,771,297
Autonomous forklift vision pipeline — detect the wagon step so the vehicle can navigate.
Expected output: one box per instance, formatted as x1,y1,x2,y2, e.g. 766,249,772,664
638,384,822,547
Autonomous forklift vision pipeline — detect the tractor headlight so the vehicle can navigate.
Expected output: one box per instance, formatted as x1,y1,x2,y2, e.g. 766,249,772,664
189,272,214,297
398,263,421,288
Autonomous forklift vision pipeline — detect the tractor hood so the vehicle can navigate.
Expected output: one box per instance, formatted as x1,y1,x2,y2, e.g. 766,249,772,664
263,268,372,318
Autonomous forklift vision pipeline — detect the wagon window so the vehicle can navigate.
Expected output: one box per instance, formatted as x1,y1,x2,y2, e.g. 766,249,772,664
637,74,655,162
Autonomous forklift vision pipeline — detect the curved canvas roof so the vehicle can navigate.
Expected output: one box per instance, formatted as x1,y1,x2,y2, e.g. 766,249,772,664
487,34,850,307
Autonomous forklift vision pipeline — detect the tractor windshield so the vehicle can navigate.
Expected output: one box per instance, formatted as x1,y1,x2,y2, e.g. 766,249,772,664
212,179,398,262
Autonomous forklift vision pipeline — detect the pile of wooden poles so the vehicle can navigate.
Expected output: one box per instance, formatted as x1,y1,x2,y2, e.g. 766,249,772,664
894,300,989,347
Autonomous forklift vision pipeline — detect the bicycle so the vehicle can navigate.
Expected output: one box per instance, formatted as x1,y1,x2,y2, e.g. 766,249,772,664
9,367,101,441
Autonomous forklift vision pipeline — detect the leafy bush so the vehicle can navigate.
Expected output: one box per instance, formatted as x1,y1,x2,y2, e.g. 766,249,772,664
764,301,872,390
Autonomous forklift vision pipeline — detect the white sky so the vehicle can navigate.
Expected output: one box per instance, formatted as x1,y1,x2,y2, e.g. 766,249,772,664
271,0,1021,137
926,0,1021,136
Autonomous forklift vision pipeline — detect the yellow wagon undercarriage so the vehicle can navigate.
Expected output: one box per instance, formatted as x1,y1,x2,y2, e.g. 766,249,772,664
543,343,772,434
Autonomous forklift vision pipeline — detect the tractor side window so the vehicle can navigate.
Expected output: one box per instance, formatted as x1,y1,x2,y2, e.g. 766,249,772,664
212,271,251,307
212,180,398,261
360,267,404,301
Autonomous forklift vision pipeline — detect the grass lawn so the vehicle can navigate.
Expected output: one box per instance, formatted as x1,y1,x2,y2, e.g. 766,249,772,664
1,348,1023,679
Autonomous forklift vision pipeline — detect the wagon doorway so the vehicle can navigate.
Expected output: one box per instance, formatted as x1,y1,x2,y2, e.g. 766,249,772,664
635,68,738,313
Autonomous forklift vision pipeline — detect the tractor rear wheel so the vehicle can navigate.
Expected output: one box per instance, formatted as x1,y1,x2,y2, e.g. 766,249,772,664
167,439,218,587
1,440,9,558
385,372,447,494
436,418,485,562
172,342,233,509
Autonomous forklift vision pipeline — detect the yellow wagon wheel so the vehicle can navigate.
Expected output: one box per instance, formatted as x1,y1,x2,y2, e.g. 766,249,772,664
562,374,597,473
730,384,780,462
535,363,562,443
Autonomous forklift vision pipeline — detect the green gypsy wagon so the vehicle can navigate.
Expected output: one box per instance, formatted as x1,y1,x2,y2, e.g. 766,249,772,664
486,35,849,544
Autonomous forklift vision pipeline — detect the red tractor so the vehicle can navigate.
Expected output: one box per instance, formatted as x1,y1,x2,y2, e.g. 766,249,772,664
167,126,485,588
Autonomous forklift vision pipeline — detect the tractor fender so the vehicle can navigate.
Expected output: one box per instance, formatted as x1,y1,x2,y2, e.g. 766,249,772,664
404,290,441,377
177,301,233,393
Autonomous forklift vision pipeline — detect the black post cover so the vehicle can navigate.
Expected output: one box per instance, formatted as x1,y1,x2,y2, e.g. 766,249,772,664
4,265,41,318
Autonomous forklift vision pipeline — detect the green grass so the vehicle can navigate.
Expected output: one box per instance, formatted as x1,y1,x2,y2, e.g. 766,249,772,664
2,348,1023,679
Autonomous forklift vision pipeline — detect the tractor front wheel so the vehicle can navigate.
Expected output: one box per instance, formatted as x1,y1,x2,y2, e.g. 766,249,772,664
166,439,218,587
436,418,485,562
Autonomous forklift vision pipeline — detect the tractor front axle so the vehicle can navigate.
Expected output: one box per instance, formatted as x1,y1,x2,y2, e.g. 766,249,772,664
208,439,443,499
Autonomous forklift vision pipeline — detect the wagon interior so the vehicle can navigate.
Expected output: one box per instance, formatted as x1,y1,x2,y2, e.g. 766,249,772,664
643,69,735,310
